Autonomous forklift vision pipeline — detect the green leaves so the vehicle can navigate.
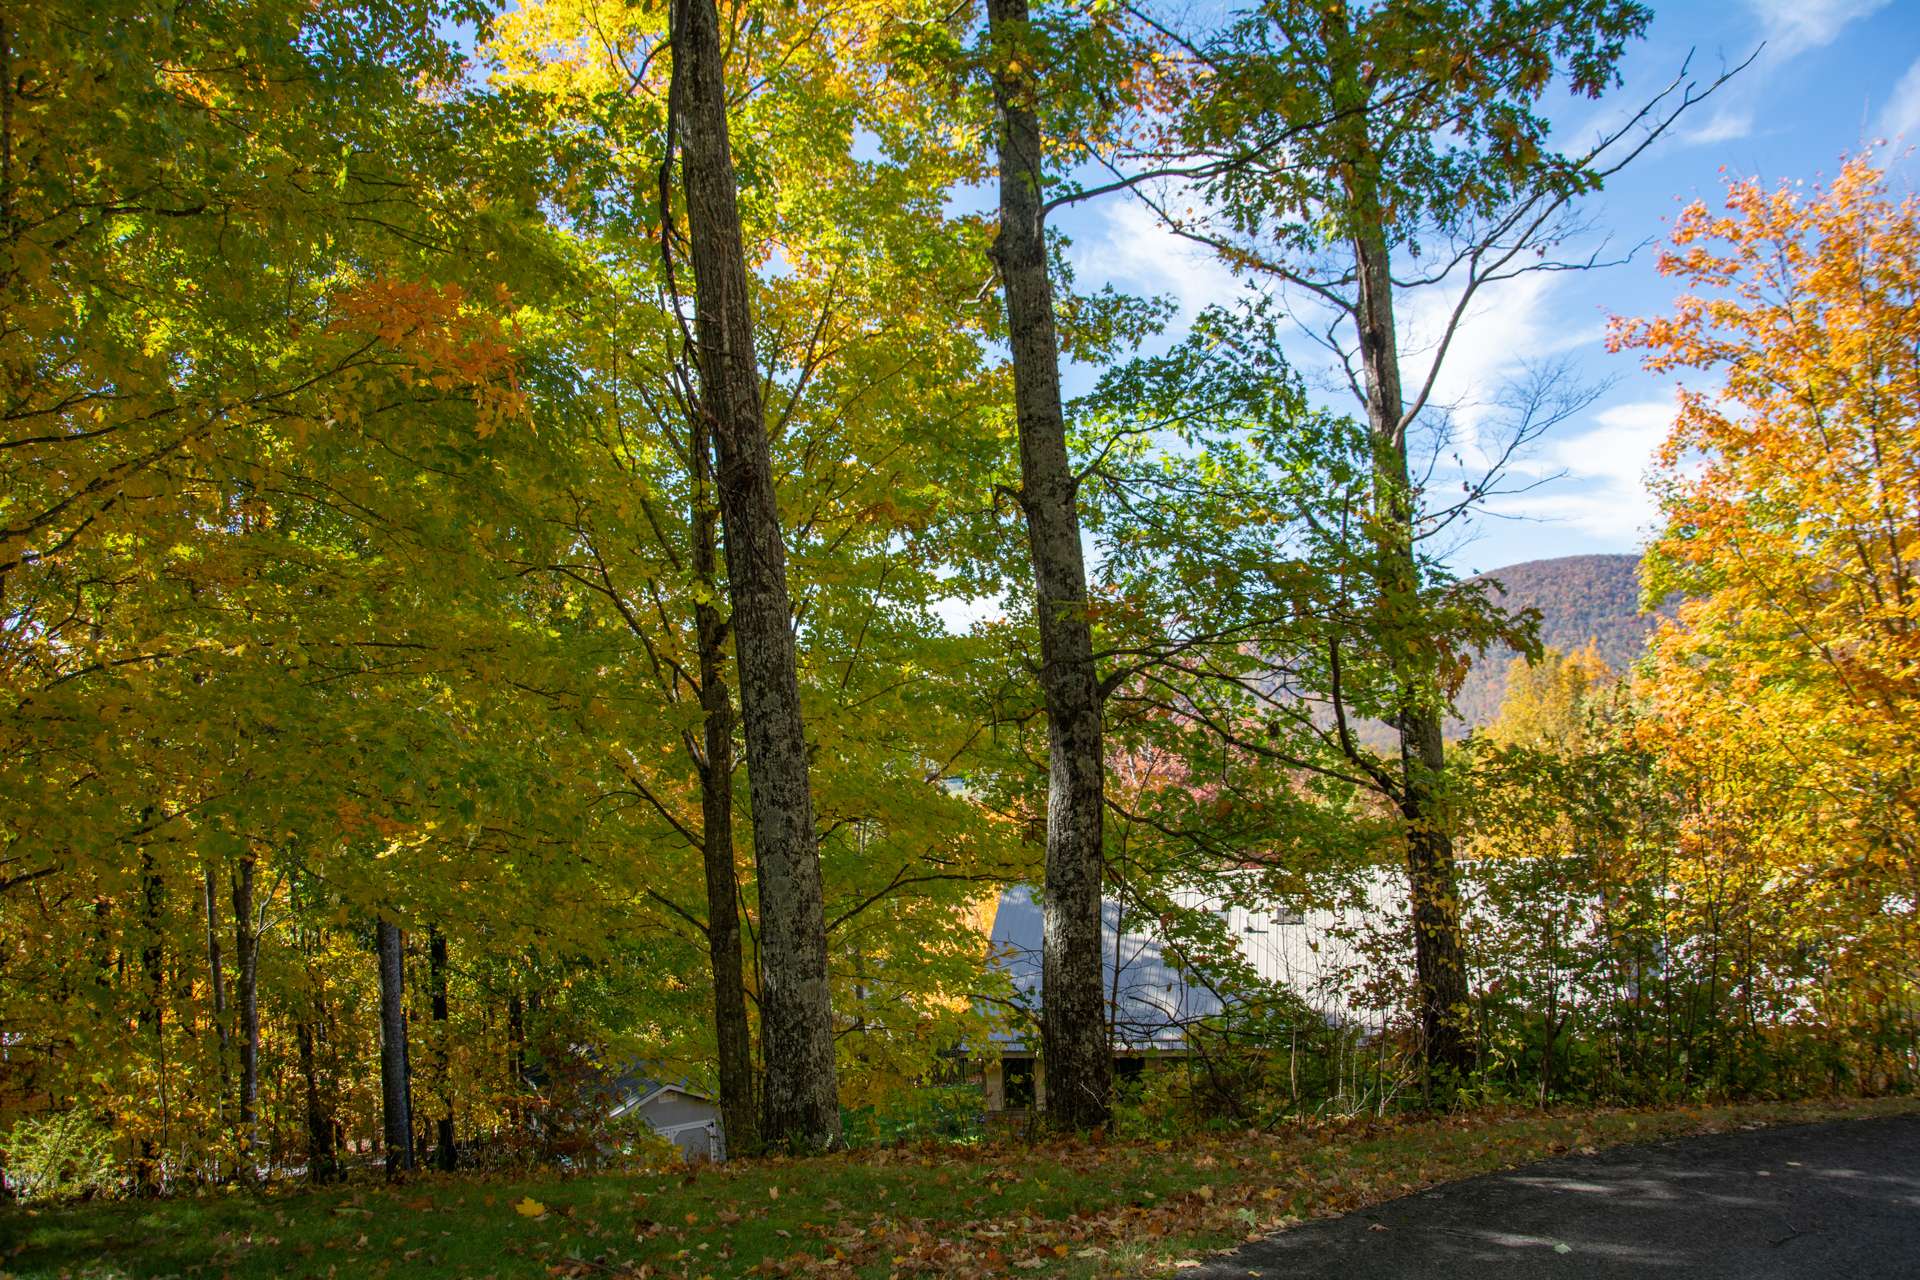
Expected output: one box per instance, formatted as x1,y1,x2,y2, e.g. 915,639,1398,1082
1179,0,1653,247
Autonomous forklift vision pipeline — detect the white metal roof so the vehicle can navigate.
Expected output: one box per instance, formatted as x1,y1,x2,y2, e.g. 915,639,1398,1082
983,869,1403,1052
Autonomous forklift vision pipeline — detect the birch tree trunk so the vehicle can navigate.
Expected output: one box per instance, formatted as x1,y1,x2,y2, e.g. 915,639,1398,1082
986,0,1111,1133
692,410,760,1157
376,918,414,1174
669,0,839,1151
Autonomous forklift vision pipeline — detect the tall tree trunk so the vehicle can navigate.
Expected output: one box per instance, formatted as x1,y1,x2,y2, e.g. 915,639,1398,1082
296,1018,339,1182
669,0,838,1151
406,939,421,1166
986,0,1111,1133
204,870,231,1102
376,918,414,1174
137,848,165,1194
506,989,525,1132
428,927,455,1171
692,410,760,1158
231,856,261,1166
298,911,341,1184
1350,222,1473,1088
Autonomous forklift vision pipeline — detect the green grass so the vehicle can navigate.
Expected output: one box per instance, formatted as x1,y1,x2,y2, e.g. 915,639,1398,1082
4,1096,1913,1279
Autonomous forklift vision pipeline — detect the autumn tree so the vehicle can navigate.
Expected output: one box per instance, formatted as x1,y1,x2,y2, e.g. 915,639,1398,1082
1483,644,1615,754
0,0,672,1182
979,0,1118,1131
1617,158,1920,1072
1162,0,1730,1088
489,0,1028,1150
661,0,844,1151
1464,646,1636,1101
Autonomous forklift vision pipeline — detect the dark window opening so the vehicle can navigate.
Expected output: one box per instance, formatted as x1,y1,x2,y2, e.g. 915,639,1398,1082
1003,1059,1035,1110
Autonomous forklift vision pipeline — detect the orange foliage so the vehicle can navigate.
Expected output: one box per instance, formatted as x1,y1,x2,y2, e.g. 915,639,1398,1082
1613,158,1919,1032
1612,158,1918,782
332,279,528,436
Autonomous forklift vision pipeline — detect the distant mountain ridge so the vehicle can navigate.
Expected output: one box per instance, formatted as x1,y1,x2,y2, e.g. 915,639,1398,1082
1450,552,1657,733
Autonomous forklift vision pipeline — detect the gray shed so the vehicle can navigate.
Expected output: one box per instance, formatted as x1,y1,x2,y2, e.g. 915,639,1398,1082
607,1076,726,1161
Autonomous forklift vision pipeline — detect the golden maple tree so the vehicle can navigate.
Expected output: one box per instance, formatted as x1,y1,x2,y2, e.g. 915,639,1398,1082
1614,158,1920,1057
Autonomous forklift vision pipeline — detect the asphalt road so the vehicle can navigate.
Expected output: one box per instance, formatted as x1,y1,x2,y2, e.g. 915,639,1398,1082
1184,1113,1920,1279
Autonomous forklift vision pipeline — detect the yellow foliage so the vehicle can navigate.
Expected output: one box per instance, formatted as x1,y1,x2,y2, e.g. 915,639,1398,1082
1484,642,1614,755
1615,157,1920,1036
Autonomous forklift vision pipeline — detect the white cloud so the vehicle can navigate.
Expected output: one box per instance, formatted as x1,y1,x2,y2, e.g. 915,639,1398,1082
1875,56,1920,142
1397,271,1601,455
1070,199,1245,321
1549,400,1672,488
1744,0,1890,58
1488,399,1675,543
1677,109,1756,146
1635,0,1893,155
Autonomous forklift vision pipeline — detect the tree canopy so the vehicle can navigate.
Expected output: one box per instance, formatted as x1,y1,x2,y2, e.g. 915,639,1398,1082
1,0,1912,1197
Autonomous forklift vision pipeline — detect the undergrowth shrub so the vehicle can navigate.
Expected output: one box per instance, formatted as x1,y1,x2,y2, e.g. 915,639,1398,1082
1,1110,121,1203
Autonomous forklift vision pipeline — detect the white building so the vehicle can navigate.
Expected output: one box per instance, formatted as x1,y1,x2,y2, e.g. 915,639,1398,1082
978,871,1405,1112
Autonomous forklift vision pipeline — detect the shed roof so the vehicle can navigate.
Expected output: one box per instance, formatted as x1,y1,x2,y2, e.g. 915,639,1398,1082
602,1070,714,1120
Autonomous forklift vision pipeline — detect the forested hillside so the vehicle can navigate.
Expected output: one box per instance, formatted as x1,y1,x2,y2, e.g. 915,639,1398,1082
1451,554,1660,731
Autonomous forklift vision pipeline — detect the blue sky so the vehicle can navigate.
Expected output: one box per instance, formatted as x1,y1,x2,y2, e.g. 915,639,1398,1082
1049,0,1920,575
